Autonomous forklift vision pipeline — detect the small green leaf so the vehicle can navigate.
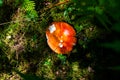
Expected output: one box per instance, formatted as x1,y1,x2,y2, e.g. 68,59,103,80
75,25,83,33
95,6,103,15
22,0,35,11
0,0,3,6
57,54,66,64
32,34,37,41
44,59,51,66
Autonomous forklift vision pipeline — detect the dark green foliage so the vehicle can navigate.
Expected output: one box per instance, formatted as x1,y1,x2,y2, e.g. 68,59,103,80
98,0,120,52
102,40,120,52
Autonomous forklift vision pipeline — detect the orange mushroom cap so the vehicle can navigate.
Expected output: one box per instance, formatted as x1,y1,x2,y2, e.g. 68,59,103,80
46,22,77,54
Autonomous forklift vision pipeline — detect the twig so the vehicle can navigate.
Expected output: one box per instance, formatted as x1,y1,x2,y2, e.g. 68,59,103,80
52,0,70,8
0,21,19,26
0,21,13,26
41,0,70,12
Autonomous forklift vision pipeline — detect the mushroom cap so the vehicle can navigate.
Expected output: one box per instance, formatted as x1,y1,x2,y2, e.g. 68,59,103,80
46,22,77,54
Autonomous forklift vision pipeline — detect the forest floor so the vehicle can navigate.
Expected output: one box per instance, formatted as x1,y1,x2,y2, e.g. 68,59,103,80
0,0,120,80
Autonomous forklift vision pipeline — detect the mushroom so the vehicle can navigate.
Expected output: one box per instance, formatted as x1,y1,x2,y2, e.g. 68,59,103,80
46,22,77,54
